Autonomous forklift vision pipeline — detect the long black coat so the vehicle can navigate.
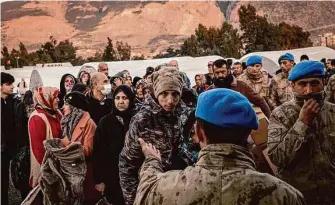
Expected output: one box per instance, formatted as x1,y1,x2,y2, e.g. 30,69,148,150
93,112,132,205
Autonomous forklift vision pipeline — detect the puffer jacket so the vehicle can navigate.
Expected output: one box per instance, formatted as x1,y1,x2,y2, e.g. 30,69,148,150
119,95,194,205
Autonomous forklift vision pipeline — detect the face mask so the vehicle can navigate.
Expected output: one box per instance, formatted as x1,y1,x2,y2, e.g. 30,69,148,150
213,72,234,88
294,91,325,107
101,84,112,96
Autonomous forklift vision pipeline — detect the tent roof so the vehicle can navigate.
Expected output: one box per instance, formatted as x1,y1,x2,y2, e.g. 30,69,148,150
6,56,223,91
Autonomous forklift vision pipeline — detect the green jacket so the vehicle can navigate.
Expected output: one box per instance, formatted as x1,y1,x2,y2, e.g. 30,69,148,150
268,100,335,204
135,144,305,205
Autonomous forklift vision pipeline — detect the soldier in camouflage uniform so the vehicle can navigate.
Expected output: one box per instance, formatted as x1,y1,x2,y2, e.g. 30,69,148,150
119,67,194,205
268,53,295,110
268,61,335,204
238,55,270,101
134,89,305,205
326,68,335,104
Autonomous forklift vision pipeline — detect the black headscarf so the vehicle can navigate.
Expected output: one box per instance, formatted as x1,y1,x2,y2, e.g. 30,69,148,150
112,85,135,130
58,73,77,108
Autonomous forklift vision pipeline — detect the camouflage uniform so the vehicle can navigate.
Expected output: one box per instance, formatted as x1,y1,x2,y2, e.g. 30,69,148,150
134,144,305,205
326,74,335,103
268,100,335,204
268,72,293,110
238,71,270,100
119,95,194,205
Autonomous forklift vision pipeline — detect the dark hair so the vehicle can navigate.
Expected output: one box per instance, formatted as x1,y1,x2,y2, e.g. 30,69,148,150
321,58,326,64
79,71,91,85
181,88,198,108
300,54,309,61
241,62,247,70
72,83,88,94
331,59,335,66
1,72,15,85
23,90,33,105
233,62,242,66
213,59,228,70
194,74,201,80
196,118,251,145
227,59,233,68
113,85,135,113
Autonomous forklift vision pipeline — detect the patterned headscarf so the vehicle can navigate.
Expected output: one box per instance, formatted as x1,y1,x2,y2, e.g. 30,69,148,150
33,87,59,111
61,105,85,140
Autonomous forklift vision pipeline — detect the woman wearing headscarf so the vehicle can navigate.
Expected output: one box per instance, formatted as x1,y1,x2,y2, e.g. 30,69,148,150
61,91,100,204
28,87,62,188
58,73,77,108
134,79,145,112
93,85,135,205
79,71,91,86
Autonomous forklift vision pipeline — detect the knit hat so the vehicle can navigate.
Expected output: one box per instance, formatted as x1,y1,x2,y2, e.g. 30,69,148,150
145,67,154,76
152,67,184,98
196,88,258,130
246,55,262,67
64,91,88,111
288,61,325,82
278,53,294,64
132,76,142,88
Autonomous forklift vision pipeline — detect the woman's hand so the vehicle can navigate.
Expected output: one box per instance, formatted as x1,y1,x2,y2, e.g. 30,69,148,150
61,136,71,146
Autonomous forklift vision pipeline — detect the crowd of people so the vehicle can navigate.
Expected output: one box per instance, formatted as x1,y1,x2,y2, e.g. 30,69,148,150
1,55,335,205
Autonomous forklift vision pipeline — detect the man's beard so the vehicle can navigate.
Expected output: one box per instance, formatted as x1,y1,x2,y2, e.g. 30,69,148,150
294,91,325,107
213,73,234,88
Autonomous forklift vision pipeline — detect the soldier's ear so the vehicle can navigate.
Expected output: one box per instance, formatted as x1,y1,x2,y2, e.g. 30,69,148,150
195,120,204,143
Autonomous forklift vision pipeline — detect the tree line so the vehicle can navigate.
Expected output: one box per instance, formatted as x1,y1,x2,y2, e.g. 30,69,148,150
1,4,313,70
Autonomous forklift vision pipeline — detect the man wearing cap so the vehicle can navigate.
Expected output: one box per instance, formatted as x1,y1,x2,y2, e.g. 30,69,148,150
238,55,270,101
268,61,335,204
208,59,271,119
119,67,194,205
268,53,295,110
134,89,305,205
204,61,214,86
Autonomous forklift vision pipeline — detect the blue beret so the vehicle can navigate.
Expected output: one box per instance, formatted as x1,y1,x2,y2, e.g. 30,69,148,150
246,55,262,67
195,88,259,130
278,53,294,64
288,61,325,81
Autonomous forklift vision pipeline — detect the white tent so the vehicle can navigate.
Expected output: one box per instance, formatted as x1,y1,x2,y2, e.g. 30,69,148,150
5,56,223,91
5,46,333,91
240,46,335,75
82,55,223,86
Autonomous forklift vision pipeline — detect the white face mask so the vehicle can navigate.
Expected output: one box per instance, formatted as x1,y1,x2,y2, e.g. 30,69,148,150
101,84,112,96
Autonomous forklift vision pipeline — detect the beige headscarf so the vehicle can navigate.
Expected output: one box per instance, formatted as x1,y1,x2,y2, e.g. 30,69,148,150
33,87,59,111
152,67,184,98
